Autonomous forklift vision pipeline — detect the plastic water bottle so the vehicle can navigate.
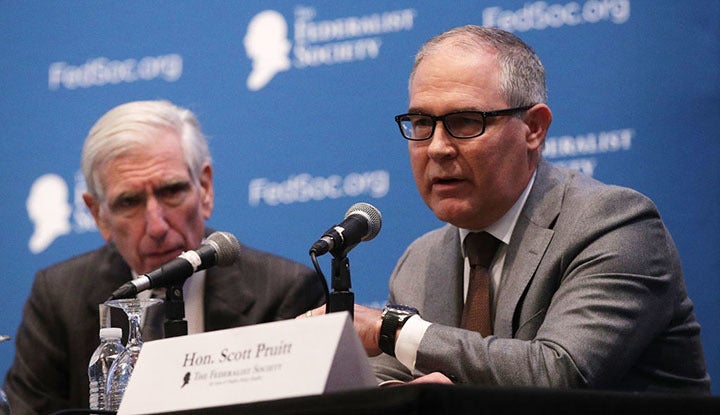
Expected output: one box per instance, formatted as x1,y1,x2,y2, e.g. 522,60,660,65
88,327,124,411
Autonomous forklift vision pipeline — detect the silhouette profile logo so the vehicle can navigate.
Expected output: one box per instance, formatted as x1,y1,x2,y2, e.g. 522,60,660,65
181,371,191,388
27,174,72,254
244,10,292,91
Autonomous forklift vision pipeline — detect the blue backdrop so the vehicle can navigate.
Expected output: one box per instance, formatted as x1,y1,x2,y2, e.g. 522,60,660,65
2,1,719,394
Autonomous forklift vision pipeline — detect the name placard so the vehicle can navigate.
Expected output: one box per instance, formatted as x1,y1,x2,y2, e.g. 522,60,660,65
118,312,377,415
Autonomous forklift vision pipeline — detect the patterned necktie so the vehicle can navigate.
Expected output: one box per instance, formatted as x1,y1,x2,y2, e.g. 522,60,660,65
460,232,501,336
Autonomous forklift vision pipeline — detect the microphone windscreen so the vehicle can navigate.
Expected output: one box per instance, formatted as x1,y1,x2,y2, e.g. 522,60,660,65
206,231,242,266
345,202,382,242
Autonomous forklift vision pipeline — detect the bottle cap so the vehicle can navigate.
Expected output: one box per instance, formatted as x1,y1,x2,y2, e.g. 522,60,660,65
99,327,123,340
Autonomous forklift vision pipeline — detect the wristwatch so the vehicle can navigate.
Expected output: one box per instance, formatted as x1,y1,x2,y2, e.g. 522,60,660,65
379,304,419,357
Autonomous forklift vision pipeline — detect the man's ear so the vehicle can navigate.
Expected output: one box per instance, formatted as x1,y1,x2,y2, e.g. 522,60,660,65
198,163,214,220
83,192,112,242
524,103,552,151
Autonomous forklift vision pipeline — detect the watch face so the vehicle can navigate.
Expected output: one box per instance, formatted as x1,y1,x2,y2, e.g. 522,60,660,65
386,304,418,316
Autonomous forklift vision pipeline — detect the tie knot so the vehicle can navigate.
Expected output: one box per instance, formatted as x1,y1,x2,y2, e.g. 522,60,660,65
464,232,500,269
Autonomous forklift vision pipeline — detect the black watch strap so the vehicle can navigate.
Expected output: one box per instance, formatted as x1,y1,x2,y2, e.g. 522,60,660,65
378,305,418,357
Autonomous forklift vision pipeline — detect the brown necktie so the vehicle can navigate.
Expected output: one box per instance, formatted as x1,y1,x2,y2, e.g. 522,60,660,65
460,232,500,336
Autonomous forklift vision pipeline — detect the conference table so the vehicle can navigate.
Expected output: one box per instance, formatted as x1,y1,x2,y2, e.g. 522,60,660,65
139,383,720,415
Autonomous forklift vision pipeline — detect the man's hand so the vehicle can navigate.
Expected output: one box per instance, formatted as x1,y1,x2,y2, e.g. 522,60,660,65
298,304,383,356
380,372,454,387
408,372,453,384
352,304,383,356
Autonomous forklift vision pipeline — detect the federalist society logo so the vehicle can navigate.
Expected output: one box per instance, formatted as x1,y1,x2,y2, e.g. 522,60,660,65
26,172,96,253
243,6,416,91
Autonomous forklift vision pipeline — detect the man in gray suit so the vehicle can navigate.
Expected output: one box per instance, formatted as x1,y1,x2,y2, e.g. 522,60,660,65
307,25,710,393
4,100,325,414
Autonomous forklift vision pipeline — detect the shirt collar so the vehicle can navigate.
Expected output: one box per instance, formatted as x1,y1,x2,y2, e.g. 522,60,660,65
460,171,536,253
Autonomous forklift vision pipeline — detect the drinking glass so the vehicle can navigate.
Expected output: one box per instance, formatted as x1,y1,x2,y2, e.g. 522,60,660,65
104,298,162,411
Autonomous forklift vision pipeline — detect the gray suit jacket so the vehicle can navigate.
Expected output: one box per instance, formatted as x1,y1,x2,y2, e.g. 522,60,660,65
372,160,710,393
4,238,324,414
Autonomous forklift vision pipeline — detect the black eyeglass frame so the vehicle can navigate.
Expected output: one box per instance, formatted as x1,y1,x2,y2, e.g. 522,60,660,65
394,105,535,141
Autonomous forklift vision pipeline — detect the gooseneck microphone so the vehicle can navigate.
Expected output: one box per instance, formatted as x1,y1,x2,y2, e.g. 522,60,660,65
309,202,382,257
108,231,241,300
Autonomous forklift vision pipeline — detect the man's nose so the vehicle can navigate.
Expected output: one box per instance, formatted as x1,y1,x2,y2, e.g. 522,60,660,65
145,196,170,239
426,121,458,159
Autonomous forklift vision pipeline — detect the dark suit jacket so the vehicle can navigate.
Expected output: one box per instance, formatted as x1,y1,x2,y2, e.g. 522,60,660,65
372,160,710,393
4,240,324,414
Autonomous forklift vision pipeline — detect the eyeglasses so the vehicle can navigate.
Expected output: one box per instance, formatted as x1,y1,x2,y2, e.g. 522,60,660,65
394,105,534,141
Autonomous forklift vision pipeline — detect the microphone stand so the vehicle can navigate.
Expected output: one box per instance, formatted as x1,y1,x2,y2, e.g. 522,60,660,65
163,284,188,337
326,253,354,318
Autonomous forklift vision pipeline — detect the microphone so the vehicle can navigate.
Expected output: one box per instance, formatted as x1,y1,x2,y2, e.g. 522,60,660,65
310,202,382,257
108,231,241,300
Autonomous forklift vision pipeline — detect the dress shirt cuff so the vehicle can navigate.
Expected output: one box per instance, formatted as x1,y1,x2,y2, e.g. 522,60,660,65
395,314,431,371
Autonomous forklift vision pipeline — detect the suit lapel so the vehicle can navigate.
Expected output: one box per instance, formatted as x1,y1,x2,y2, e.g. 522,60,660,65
203,263,256,331
494,161,564,338
422,226,465,327
200,228,250,331
141,299,166,341
495,218,553,337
